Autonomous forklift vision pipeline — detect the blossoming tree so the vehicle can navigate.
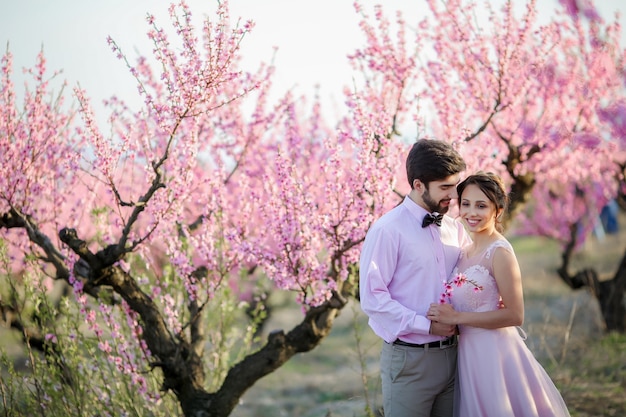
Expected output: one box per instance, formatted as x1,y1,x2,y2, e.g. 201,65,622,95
346,0,626,330
1,2,391,415
1,0,625,416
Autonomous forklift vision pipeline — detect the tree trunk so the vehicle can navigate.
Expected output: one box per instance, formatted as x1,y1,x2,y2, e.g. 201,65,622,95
557,224,626,332
199,295,345,416
161,298,346,417
58,226,350,417
597,251,626,332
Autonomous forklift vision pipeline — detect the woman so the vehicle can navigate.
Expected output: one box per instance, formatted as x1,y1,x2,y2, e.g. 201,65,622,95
427,172,570,417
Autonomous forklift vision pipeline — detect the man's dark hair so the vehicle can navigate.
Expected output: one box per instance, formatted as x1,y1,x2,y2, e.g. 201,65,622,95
406,139,466,188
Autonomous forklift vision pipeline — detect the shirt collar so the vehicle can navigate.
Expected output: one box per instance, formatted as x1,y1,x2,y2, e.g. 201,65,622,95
402,195,432,222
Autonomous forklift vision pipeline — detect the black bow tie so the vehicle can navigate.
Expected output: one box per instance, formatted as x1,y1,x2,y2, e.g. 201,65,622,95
422,213,443,227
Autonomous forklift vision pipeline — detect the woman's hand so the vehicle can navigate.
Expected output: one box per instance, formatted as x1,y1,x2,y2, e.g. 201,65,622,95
427,303,458,325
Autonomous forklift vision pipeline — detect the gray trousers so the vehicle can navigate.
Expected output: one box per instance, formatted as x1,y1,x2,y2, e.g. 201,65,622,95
380,341,457,417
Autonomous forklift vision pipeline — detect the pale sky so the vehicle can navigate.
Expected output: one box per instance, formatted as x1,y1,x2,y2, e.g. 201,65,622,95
1,0,624,118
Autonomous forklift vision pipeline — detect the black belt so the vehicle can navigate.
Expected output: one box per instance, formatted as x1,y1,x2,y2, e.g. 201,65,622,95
393,336,457,349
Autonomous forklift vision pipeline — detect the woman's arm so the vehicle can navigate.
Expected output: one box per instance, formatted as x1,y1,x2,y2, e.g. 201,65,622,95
427,247,524,329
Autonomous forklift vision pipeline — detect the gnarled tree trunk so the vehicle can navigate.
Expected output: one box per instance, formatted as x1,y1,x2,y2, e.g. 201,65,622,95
557,224,626,332
58,226,351,417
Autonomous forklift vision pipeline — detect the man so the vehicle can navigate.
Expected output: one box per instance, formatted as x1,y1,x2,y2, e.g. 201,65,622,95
359,139,470,417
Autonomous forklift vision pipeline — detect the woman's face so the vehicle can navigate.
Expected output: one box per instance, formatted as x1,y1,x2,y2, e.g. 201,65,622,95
459,183,497,233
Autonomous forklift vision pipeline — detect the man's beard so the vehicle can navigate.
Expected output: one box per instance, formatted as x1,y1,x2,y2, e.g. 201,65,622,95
423,188,449,214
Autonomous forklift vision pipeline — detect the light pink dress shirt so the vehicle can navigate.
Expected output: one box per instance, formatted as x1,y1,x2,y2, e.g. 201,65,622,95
360,196,471,344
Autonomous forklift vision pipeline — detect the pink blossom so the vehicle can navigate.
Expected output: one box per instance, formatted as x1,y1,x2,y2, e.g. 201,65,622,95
440,273,483,304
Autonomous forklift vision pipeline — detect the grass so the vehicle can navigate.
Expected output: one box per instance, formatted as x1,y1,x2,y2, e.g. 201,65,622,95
555,332,626,417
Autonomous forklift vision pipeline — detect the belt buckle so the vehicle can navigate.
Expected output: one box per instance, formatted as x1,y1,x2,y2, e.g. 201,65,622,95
439,336,453,349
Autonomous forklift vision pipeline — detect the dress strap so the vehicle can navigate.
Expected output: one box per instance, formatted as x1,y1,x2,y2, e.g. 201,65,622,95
484,239,514,259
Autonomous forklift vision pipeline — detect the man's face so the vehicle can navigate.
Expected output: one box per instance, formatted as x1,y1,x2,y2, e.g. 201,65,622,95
422,174,461,214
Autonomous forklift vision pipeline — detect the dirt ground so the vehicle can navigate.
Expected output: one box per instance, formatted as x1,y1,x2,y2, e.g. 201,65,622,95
235,219,626,417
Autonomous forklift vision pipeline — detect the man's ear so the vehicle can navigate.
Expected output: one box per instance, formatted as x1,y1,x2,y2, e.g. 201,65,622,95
413,179,424,193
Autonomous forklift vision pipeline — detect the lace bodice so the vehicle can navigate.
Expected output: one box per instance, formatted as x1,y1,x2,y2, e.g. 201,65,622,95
449,240,514,313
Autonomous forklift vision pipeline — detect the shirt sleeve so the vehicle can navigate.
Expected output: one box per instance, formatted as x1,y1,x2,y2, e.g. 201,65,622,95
457,217,473,248
359,226,431,342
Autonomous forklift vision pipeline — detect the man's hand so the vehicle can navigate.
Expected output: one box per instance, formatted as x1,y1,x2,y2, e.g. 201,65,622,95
429,320,456,337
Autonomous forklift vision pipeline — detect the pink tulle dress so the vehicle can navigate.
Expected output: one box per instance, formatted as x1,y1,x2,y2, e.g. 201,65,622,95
451,239,571,417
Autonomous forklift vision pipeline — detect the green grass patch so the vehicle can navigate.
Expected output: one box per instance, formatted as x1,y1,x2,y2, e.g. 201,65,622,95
550,332,626,417
508,234,562,254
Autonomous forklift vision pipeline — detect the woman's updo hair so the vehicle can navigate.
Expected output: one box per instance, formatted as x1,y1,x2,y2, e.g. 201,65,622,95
457,171,509,232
